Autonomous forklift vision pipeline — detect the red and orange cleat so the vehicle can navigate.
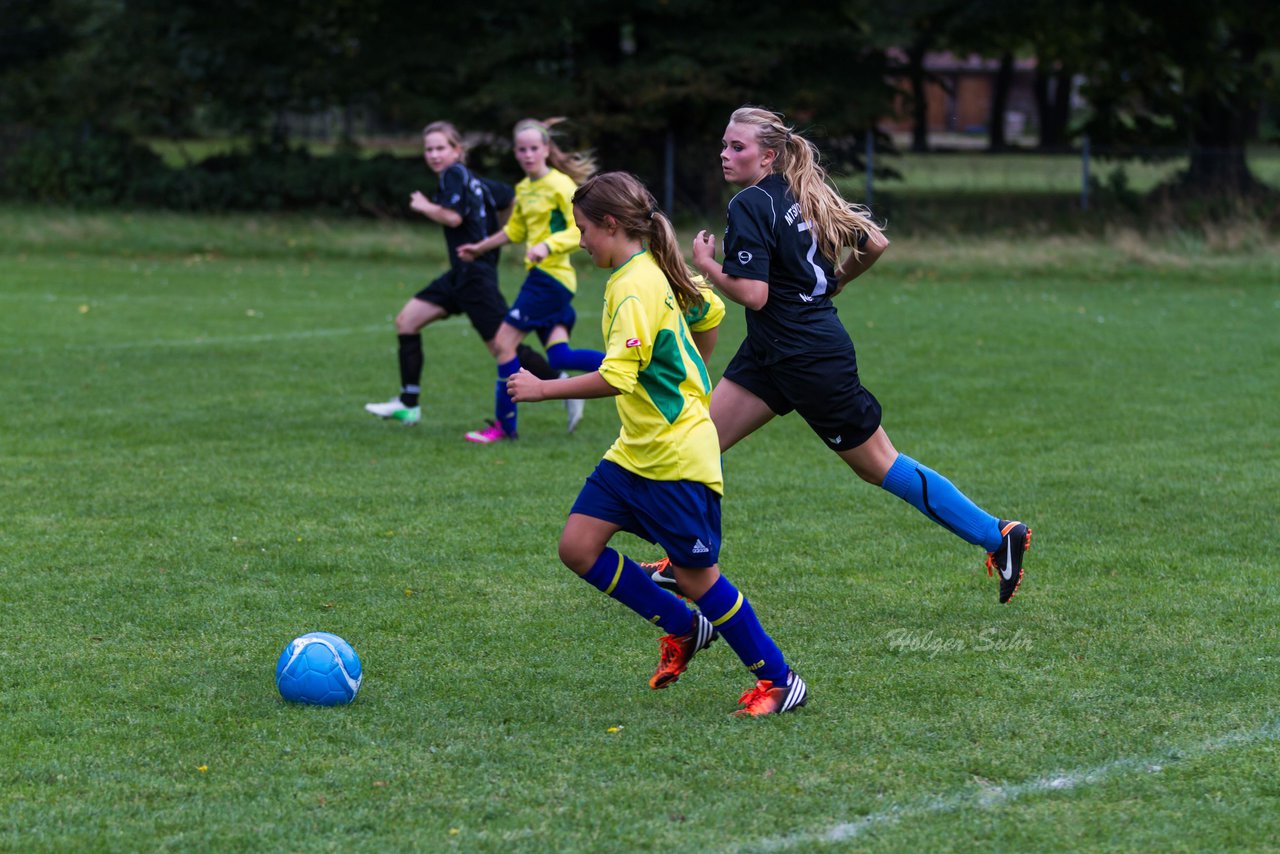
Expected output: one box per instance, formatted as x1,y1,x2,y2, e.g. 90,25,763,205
649,612,716,689
734,670,808,716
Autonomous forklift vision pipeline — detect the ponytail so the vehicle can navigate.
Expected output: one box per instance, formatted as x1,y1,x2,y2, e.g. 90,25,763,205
573,172,704,314
728,106,884,269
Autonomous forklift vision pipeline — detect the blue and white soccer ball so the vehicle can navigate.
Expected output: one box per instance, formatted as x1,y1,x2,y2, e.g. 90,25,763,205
275,632,363,706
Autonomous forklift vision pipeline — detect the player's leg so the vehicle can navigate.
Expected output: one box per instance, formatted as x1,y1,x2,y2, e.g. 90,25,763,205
543,322,595,433
469,321,524,442
365,292,447,423
708,378,777,453
862,432,1030,603
801,345,1029,603
561,464,698,638
562,516,696,636
516,344,558,380
461,272,521,443
647,484,804,714
545,323,604,374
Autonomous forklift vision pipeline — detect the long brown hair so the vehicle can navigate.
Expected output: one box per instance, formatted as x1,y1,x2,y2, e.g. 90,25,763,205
572,172,704,314
729,106,884,273
513,117,597,184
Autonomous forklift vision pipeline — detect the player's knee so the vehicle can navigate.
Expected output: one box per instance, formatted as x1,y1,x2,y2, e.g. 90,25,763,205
557,538,596,576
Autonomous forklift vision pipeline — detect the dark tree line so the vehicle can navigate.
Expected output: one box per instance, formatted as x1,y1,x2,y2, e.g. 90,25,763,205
1,0,1276,205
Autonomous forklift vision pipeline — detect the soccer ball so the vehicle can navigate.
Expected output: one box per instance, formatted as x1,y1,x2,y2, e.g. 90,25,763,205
275,632,363,706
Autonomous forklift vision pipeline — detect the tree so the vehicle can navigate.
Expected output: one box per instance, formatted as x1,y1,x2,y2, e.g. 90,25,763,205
1082,0,1279,194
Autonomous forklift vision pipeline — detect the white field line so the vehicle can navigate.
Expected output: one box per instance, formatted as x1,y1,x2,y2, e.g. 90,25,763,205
1,325,390,356
741,718,1280,852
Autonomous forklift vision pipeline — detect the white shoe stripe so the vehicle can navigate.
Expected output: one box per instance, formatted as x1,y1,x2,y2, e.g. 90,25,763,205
780,675,807,712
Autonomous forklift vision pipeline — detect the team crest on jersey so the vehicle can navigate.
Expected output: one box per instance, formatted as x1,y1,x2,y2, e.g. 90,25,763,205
626,337,642,348
737,250,752,265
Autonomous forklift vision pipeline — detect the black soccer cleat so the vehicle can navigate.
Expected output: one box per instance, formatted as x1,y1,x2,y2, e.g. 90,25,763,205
985,520,1031,604
641,556,685,598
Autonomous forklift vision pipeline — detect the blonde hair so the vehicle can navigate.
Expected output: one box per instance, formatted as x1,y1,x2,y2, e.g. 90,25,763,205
729,106,883,272
572,172,704,315
422,121,466,162
513,117,597,185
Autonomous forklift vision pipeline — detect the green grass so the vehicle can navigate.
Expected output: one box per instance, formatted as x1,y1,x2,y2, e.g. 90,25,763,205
876,146,1280,194
2,208,1278,851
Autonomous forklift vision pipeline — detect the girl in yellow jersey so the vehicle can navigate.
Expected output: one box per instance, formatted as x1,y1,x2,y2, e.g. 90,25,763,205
457,118,604,443
507,172,806,716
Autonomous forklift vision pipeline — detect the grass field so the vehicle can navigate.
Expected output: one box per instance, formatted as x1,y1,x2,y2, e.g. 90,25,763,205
2,207,1278,851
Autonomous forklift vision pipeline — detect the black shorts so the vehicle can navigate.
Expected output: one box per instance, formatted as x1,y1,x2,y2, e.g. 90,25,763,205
415,265,508,341
722,341,882,452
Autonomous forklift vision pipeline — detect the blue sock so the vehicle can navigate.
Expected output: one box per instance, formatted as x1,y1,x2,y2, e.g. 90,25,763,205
694,574,788,684
581,549,693,636
496,357,519,436
881,453,1002,550
547,341,604,373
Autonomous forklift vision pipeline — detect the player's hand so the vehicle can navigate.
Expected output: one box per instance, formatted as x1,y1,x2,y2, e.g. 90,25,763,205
409,191,431,215
692,230,717,271
456,243,479,262
525,242,550,264
506,368,544,402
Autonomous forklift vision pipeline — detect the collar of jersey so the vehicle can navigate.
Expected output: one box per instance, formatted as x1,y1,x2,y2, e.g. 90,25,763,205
612,249,647,275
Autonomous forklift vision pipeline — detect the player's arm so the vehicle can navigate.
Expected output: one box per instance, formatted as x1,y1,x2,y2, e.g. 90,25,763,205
834,228,889,293
691,328,718,362
692,230,768,310
409,191,462,227
457,230,512,262
685,283,725,363
507,368,619,402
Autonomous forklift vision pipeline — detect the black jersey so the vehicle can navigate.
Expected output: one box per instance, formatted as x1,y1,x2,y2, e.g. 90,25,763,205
720,173,852,363
435,163,511,270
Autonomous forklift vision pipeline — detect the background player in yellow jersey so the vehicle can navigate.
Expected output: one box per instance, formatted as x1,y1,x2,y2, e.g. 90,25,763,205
457,118,604,443
507,171,806,716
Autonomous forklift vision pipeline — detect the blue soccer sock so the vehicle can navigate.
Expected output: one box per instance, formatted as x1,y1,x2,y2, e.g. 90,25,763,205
495,357,520,437
581,549,693,636
547,341,604,373
694,574,788,684
881,453,1002,551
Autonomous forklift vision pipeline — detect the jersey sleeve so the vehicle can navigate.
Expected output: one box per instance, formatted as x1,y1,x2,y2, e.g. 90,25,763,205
542,177,582,256
720,187,773,282
683,280,725,333
597,292,651,396
502,191,528,243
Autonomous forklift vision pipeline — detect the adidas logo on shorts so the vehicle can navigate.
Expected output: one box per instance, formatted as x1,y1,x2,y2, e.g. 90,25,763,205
692,539,709,554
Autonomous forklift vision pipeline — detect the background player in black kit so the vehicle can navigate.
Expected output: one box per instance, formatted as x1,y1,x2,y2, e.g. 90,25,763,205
688,106,1032,603
364,120,555,426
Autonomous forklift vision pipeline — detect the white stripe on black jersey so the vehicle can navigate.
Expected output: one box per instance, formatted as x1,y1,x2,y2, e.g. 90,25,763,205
721,173,852,364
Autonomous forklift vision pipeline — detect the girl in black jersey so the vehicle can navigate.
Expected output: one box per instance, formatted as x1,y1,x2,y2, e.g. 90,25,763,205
364,121,556,427
689,106,1031,603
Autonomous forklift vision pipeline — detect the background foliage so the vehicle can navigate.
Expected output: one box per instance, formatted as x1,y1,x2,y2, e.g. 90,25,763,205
1,0,1277,213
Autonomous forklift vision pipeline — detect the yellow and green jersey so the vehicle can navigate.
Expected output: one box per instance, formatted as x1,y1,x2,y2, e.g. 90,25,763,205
503,168,581,292
598,251,722,494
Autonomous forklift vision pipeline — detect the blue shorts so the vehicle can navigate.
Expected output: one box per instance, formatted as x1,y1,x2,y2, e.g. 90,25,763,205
570,459,721,569
506,268,577,341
